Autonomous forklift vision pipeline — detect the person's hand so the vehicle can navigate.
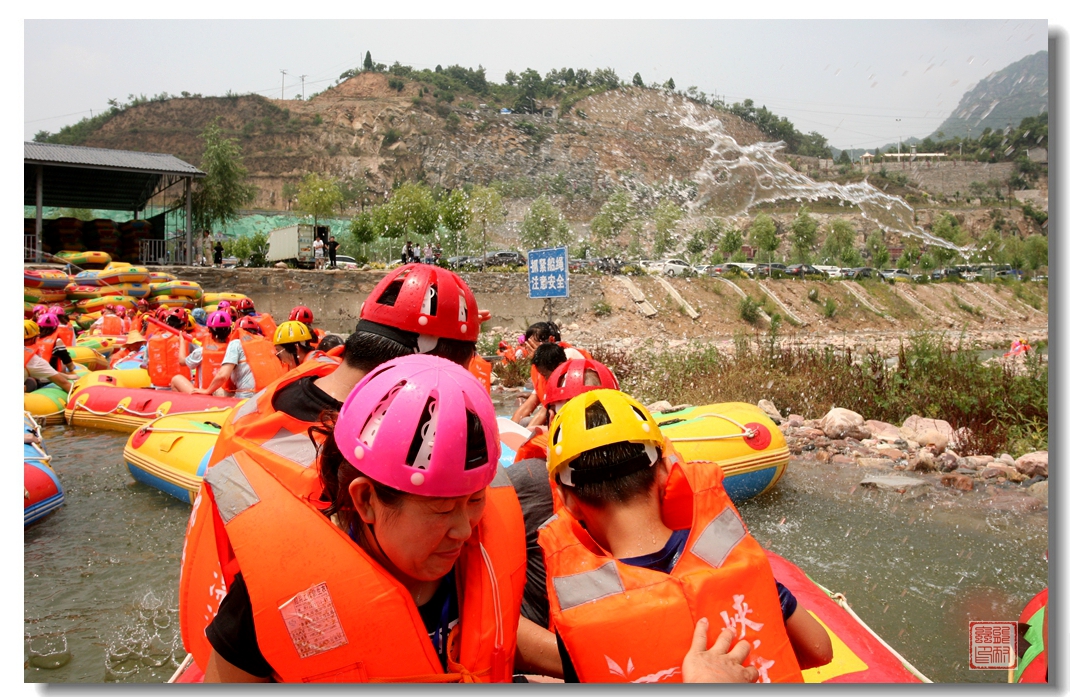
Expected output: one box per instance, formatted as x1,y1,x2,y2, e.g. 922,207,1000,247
682,618,759,683
191,388,209,395
477,309,492,324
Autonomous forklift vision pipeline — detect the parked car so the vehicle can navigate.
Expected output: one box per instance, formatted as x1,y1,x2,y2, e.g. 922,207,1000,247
813,265,842,278
751,263,788,278
717,262,756,277
483,251,527,267
844,267,882,280
639,259,665,274
930,268,961,281
693,264,710,276
661,259,694,277
995,269,1024,280
785,264,827,278
879,268,912,282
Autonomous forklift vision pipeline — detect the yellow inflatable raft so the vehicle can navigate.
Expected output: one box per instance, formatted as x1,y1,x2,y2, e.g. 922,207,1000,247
152,295,199,309
148,271,177,283
56,250,111,268
72,368,151,393
76,295,138,313
67,345,109,371
25,385,70,425
653,402,789,502
202,292,248,305
97,282,151,298
150,281,203,299
66,284,104,300
98,265,151,285
124,409,231,503
25,288,67,304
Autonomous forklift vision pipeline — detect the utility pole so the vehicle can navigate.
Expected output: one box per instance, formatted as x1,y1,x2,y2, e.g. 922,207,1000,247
280,69,288,99
299,74,308,100
896,118,902,155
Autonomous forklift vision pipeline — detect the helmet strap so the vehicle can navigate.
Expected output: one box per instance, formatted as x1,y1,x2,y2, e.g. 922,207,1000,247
355,319,418,350
415,334,440,354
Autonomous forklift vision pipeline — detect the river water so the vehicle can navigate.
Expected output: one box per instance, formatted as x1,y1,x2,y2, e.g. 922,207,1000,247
25,421,1046,683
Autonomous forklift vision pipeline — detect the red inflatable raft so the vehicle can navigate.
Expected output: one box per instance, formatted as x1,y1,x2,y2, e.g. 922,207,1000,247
65,386,239,433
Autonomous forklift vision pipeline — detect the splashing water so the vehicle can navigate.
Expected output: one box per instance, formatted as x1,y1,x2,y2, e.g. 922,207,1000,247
675,101,961,252
103,589,184,682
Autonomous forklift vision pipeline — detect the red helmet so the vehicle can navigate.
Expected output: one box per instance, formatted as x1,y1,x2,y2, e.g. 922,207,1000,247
359,264,479,346
105,304,115,313
137,299,150,310
238,316,262,334
543,359,620,409
236,298,255,313
289,305,314,324
155,307,170,320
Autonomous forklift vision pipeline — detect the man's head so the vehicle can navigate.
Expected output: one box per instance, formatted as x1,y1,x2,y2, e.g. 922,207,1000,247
524,321,562,345
547,389,665,508
543,358,619,420
273,321,317,367
532,342,567,380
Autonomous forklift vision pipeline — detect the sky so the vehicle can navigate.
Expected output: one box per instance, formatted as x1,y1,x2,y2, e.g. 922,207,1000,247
23,19,1051,151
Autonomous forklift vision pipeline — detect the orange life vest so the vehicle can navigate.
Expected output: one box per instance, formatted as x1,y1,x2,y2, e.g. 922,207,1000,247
198,337,231,390
146,331,191,388
253,312,277,340
198,450,525,682
302,349,342,366
468,355,493,392
57,324,76,347
232,330,287,392
179,358,343,666
539,457,803,684
24,346,36,367
98,314,123,336
310,327,326,346
108,346,138,368
513,430,549,463
33,335,59,365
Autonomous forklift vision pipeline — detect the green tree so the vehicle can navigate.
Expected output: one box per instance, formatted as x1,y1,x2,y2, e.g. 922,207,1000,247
789,207,818,263
665,77,675,91
1001,235,1025,271
519,196,574,251
871,241,890,270
348,210,377,254
191,121,257,235
339,176,369,212
685,218,723,263
363,51,374,71
918,252,935,273
931,212,964,246
295,172,343,233
819,219,856,264
898,239,921,270
749,213,779,266
652,200,684,256
632,72,644,87
515,68,543,113
467,185,505,269
719,226,743,260
1023,234,1048,272
837,149,852,166
590,190,635,253
378,181,438,238
436,189,472,257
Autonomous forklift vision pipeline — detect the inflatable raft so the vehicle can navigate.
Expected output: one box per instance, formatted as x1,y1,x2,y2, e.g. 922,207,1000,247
66,386,238,432
652,402,788,503
24,269,70,289
25,413,64,526
56,250,111,269
25,385,70,425
124,410,230,503
1013,587,1047,683
767,552,928,683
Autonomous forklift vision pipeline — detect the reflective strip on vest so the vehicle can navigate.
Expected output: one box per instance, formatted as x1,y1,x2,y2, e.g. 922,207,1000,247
232,390,264,422
490,464,511,488
538,513,558,531
690,509,746,568
552,561,625,612
203,455,261,523
261,427,318,469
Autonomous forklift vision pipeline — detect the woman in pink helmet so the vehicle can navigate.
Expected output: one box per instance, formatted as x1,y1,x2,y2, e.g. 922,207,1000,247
200,355,527,683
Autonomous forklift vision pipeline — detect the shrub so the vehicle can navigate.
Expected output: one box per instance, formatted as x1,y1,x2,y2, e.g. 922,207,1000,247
822,298,837,318
381,128,402,147
739,296,761,324
807,288,820,303
592,300,613,316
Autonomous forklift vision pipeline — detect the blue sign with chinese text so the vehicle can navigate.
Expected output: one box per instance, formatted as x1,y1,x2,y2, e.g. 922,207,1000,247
527,246,569,299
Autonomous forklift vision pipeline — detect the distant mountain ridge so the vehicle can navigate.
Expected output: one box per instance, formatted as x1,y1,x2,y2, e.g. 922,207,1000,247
928,50,1048,140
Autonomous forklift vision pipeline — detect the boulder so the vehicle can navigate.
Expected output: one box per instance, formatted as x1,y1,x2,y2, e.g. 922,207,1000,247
901,415,954,441
787,414,805,427
274,261,288,269
758,399,783,424
916,430,948,455
1014,451,1048,478
964,455,993,469
999,453,1016,465
937,452,960,472
876,447,906,461
820,408,871,440
981,464,1024,482
645,400,674,414
860,475,932,495
831,455,855,465
1028,480,1048,505
909,450,938,472
940,473,974,491
865,420,903,443
857,457,894,468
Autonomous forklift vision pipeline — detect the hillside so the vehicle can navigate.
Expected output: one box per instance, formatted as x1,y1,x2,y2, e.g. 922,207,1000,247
60,73,770,212
929,50,1048,140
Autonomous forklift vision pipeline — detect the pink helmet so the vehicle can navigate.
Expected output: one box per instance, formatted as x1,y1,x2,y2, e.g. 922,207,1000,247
335,354,500,497
207,310,233,328
37,313,59,329
47,305,65,315
217,300,231,310
32,304,47,316
114,306,127,318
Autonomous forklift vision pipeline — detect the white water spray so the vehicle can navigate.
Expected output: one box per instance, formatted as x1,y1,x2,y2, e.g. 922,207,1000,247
674,101,962,252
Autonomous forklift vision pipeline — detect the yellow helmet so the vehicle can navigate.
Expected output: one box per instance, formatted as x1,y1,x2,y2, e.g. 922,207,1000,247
25,319,40,341
546,388,664,486
273,320,313,345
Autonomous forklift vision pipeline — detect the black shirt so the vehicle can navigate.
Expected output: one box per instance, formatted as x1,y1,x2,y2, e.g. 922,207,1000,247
504,458,556,629
206,570,459,678
271,375,342,422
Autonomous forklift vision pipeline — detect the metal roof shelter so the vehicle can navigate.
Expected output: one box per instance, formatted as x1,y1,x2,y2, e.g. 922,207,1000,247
24,142,205,264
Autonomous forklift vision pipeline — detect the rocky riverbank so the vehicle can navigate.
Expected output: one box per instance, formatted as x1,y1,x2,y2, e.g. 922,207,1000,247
768,403,1048,509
